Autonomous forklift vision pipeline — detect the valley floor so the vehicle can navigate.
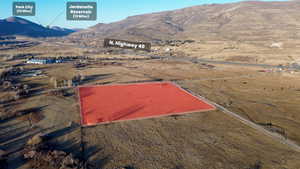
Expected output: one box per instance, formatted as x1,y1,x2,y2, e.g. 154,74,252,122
1,41,300,169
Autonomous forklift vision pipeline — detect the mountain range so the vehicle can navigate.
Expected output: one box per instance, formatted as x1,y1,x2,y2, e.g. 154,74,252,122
0,17,75,37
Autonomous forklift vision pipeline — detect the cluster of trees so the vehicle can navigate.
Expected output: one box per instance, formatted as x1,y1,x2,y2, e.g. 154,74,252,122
0,67,24,82
0,67,31,101
23,134,84,169
50,75,85,89
47,89,68,97
154,39,195,46
72,74,85,86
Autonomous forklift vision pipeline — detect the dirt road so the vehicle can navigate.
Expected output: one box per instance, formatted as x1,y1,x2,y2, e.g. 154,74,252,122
191,91,300,152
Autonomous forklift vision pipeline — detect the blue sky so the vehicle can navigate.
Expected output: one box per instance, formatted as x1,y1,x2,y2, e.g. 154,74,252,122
0,0,287,29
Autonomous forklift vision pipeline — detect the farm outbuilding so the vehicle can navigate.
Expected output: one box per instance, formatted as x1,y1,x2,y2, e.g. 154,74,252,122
26,58,63,64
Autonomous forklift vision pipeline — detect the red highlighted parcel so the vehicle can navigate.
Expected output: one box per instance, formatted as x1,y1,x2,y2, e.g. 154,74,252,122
78,82,215,126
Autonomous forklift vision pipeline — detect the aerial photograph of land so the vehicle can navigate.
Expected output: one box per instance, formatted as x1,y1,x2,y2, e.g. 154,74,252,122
1,0,300,169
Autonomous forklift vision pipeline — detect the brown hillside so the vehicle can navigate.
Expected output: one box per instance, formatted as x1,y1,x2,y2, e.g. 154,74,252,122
69,0,300,43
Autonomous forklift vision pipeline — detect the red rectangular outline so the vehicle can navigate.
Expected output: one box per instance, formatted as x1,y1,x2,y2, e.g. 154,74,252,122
78,81,216,127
